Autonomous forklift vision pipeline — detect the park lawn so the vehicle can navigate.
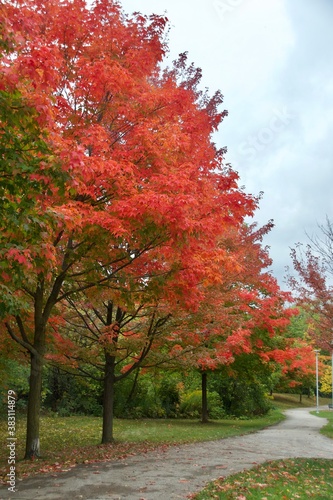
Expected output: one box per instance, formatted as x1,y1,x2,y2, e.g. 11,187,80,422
0,410,283,480
192,458,333,500
272,392,331,409
312,409,333,439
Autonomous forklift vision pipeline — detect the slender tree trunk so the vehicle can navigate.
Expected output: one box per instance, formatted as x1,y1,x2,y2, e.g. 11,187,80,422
201,371,209,423
24,276,53,459
126,367,140,406
50,366,61,412
102,352,116,444
25,352,44,459
101,302,123,443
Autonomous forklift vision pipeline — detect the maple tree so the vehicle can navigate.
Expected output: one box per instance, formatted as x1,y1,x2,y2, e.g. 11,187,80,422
55,291,174,443
0,22,64,318
320,364,333,398
0,0,257,458
268,309,317,399
151,222,313,422
289,217,333,352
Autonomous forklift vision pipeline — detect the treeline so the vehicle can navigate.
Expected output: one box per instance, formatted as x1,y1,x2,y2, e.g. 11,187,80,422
2,359,273,420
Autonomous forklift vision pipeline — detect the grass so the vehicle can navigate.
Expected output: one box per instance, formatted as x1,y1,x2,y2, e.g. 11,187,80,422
0,410,284,480
192,458,333,499
271,392,331,410
311,409,333,439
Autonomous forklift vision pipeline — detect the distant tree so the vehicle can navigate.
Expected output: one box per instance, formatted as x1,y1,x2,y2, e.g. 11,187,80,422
289,217,333,351
150,222,304,422
271,309,317,400
320,364,333,397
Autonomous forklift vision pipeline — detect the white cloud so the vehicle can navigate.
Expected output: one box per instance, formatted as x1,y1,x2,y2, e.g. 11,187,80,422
120,0,333,288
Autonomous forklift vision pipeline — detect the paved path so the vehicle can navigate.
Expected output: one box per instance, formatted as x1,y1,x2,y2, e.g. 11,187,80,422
1,407,332,500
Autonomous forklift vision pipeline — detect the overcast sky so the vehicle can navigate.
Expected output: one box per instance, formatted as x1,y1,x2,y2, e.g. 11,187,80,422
120,0,333,289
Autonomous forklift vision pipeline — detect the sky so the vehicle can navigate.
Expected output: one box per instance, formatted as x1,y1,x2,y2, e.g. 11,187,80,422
120,0,333,289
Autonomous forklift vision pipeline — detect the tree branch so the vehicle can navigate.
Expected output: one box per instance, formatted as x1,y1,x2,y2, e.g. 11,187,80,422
5,322,39,358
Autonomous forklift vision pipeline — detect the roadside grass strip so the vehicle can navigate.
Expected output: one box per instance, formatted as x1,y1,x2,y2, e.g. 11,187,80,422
311,410,333,439
193,458,333,500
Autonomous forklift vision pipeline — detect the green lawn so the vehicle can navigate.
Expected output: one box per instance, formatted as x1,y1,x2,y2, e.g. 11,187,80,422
193,458,333,500
311,409,333,439
272,392,331,409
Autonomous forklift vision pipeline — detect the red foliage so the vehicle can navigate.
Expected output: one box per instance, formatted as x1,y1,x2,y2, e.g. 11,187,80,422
289,235,333,350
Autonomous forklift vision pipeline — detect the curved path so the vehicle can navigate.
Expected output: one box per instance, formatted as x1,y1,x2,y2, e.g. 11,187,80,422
1,407,332,500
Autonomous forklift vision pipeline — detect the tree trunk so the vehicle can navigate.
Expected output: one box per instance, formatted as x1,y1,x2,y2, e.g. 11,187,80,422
201,371,209,423
126,367,140,406
50,366,61,412
25,352,43,459
101,302,123,443
102,352,116,444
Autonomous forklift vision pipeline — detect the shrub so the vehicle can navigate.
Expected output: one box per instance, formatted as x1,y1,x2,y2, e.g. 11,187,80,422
114,372,182,419
179,390,225,419
216,378,272,417
157,376,182,417
0,359,29,416
43,366,103,416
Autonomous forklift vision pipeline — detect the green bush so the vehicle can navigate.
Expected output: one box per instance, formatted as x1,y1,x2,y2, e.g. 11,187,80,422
179,390,225,419
214,378,272,417
157,375,181,417
114,372,182,419
0,359,29,416
43,366,103,416
115,372,163,418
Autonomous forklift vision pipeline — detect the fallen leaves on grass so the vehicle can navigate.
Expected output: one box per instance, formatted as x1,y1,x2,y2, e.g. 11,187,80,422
193,458,333,499
0,441,165,484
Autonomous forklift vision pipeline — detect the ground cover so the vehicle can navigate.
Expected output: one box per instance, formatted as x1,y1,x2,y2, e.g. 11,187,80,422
272,392,330,409
192,457,333,499
311,409,333,439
